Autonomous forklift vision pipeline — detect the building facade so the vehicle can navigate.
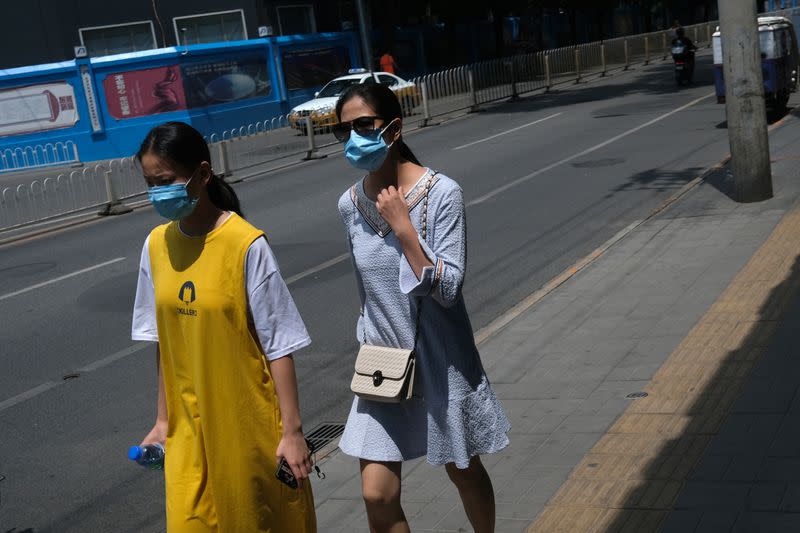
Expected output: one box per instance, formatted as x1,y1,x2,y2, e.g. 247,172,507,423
1,1,351,69
2,1,727,73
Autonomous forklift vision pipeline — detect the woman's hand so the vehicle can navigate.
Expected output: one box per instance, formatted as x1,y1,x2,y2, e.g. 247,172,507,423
141,419,167,447
376,186,414,239
276,430,312,489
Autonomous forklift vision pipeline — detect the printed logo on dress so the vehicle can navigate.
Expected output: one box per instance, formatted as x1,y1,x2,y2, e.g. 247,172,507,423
177,281,198,316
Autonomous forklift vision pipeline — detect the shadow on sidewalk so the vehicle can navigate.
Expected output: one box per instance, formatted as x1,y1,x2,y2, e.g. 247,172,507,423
604,247,800,530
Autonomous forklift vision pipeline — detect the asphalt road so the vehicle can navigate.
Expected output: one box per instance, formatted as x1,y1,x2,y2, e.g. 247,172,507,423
0,55,740,532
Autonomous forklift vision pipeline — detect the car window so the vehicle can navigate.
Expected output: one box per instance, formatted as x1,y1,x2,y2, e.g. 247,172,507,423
361,75,377,85
317,78,361,98
378,75,398,86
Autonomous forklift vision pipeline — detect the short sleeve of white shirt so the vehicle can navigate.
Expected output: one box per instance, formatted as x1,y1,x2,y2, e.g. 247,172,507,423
132,235,158,342
131,234,311,361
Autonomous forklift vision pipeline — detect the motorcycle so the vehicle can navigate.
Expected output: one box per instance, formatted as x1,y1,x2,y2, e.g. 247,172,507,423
672,43,696,86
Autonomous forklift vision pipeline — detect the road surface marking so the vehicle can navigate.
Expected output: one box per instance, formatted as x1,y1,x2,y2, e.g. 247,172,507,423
285,253,350,285
0,257,126,302
453,113,563,151
468,92,715,206
0,342,153,413
0,382,60,412
78,342,151,372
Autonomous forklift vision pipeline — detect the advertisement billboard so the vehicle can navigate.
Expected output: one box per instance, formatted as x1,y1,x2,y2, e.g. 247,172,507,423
0,82,79,137
103,51,272,120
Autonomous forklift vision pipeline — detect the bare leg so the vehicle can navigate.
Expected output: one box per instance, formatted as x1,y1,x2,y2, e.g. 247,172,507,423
446,456,495,533
360,459,410,533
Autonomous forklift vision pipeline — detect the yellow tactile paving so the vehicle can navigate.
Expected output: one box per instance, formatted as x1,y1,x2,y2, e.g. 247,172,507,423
528,200,800,533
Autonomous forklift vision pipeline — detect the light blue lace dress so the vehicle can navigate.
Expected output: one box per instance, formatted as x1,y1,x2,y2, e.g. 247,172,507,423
337,169,510,469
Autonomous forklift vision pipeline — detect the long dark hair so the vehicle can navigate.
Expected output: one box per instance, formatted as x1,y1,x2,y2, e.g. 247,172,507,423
137,121,244,217
335,83,422,165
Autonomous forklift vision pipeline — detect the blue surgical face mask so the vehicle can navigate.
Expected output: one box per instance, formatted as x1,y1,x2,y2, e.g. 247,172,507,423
147,175,198,221
344,120,397,172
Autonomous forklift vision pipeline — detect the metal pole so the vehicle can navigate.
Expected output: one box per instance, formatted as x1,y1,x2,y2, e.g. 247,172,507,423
574,47,581,83
624,39,630,70
719,0,772,202
644,35,650,65
468,69,479,112
510,59,519,100
354,0,373,71
71,143,81,167
662,32,668,60
421,81,431,126
303,116,326,160
601,43,607,76
218,141,231,177
544,54,551,90
98,169,132,216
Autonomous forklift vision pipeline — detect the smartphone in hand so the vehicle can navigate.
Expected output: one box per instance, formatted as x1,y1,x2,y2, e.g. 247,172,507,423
274,439,316,489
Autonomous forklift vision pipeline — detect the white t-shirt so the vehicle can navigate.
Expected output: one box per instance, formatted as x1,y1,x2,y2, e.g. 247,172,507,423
131,233,311,361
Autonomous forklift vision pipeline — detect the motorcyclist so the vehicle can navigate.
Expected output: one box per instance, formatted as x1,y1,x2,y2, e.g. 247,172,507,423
671,27,698,75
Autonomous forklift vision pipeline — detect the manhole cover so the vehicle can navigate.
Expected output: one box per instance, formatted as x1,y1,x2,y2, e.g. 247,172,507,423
625,392,649,399
305,423,345,453
571,158,625,169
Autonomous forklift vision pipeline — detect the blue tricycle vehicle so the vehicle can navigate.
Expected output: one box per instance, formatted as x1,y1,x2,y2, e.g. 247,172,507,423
713,16,800,110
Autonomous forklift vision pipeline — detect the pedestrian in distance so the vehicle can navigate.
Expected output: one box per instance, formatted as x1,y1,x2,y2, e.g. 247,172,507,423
669,20,681,40
380,50,400,74
131,121,317,532
332,83,510,533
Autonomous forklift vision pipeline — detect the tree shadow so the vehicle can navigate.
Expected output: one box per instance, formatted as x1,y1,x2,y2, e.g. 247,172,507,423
602,237,800,531
477,54,718,117
602,166,706,198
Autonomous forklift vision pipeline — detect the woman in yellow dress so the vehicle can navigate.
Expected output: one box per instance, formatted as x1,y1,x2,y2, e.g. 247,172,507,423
131,121,316,532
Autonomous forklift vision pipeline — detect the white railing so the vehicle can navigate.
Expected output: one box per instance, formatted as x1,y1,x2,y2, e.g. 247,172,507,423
402,20,718,126
0,141,80,173
0,156,144,231
204,114,317,176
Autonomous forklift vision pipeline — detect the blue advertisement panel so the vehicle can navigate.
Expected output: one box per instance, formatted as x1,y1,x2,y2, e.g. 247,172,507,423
0,32,359,165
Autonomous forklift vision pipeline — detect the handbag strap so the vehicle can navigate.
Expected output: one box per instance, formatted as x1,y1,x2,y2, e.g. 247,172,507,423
411,171,436,349
361,169,437,349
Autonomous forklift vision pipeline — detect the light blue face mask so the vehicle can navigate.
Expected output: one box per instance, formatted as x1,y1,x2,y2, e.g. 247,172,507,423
344,120,397,172
147,175,198,221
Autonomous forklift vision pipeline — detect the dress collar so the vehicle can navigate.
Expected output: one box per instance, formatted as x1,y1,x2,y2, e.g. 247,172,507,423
350,168,438,238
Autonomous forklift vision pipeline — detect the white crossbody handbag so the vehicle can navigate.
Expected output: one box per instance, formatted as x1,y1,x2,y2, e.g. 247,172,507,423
350,173,435,403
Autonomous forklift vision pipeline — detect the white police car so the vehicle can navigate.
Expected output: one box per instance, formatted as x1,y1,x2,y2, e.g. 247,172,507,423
288,69,417,132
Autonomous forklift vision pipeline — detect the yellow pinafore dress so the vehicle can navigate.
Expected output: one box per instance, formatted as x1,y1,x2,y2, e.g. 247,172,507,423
148,213,316,532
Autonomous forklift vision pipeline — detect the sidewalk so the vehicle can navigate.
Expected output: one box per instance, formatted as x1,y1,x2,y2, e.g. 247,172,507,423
311,113,800,532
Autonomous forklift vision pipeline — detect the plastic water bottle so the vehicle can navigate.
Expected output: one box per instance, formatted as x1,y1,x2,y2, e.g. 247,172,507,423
128,444,165,470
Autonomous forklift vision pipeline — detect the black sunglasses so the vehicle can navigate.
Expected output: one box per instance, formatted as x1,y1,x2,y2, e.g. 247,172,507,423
332,116,384,142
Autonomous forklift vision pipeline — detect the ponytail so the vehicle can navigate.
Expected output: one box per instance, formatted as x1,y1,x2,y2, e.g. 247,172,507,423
397,139,421,166
208,174,244,218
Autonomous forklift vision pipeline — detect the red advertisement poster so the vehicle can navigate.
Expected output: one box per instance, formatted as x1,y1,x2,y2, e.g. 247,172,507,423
104,66,187,120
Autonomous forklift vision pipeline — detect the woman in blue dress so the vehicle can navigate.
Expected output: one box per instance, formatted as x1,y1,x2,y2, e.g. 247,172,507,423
333,84,510,532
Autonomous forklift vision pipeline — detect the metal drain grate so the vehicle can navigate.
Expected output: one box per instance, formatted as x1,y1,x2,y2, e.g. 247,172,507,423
306,423,345,453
